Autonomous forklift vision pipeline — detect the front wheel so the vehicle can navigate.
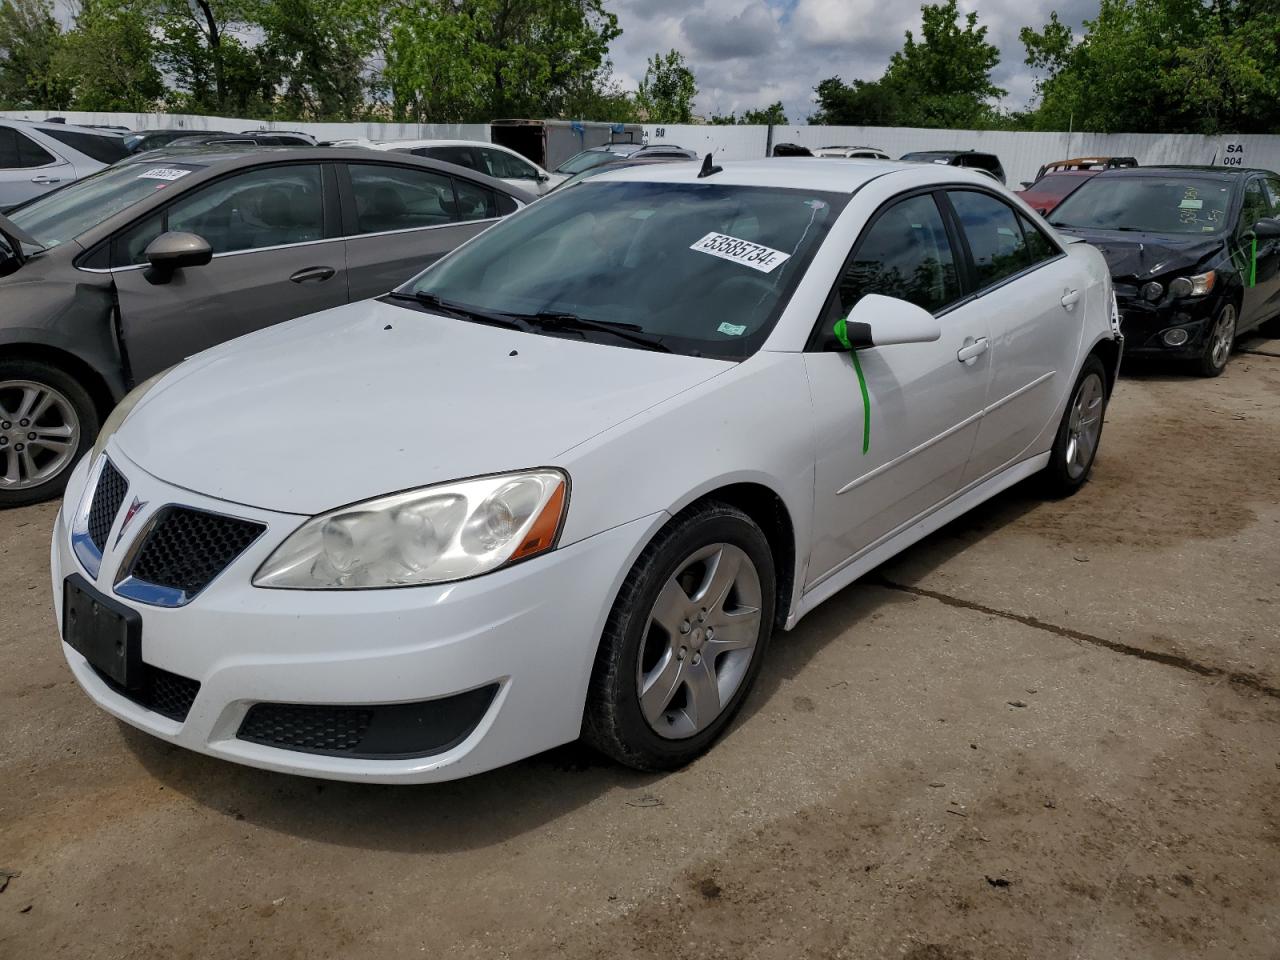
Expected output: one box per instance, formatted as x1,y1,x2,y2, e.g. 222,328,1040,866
1196,303,1236,377
0,359,98,508
1040,355,1108,498
583,502,776,771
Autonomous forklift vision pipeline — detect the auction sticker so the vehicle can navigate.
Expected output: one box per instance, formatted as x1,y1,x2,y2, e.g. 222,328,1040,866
137,167,191,181
690,232,791,273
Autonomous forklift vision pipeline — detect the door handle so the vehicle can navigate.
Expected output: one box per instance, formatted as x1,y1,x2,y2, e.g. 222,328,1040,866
1060,288,1081,310
289,266,336,284
30,175,61,184
956,337,989,363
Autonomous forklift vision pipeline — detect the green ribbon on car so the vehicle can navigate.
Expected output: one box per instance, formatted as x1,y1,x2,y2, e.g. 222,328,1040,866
1250,235,1258,288
833,317,871,455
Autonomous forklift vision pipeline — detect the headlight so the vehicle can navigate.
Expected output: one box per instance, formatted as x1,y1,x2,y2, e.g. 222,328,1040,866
1168,271,1216,298
91,368,171,462
253,469,569,589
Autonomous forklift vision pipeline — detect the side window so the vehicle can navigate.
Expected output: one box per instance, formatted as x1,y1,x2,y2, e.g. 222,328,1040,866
838,193,961,316
1263,177,1280,216
0,128,55,168
112,213,165,267
452,178,499,222
425,146,480,172
166,164,324,254
481,148,536,180
42,129,130,164
349,163,456,234
1016,213,1059,266
948,190,1034,288
1240,179,1270,233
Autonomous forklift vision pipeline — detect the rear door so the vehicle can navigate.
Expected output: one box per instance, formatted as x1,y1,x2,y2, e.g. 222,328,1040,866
0,127,74,208
340,161,511,299
475,145,548,195
110,162,349,378
944,188,1087,484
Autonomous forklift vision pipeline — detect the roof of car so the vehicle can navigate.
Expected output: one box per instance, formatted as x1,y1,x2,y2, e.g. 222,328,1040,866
1095,165,1259,179
368,138,507,150
581,157,997,193
2,117,124,137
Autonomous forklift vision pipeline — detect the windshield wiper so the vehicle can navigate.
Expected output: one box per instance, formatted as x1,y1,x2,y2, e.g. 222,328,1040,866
385,291,533,332
518,312,673,353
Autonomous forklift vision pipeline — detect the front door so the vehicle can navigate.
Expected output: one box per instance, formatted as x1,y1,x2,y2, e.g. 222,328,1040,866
111,163,349,379
944,189,1089,483
341,161,501,300
804,191,992,588
1239,176,1280,330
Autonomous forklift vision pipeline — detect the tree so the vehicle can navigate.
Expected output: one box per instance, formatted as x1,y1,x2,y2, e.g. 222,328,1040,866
636,48,696,123
0,0,71,109
58,4,164,111
258,0,371,119
809,1,1003,128
741,101,786,125
1021,0,1280,134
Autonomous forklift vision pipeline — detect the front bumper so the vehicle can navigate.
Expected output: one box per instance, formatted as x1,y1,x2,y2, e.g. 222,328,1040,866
1117,294,1219,358
51,446,663,783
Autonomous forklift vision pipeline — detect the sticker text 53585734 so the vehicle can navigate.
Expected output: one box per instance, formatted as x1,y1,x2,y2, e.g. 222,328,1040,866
690,233,791,274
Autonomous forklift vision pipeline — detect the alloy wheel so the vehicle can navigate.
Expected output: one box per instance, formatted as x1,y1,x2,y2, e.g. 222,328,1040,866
1209,305,1236,371
1065,372,1104,480
0,380,81,491
636,542,763,739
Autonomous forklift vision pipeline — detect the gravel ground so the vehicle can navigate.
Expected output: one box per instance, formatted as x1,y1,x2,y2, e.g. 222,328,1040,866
1,342,1278,959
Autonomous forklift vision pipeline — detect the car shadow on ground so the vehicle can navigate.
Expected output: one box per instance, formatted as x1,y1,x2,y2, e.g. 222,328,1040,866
121,474,1051,854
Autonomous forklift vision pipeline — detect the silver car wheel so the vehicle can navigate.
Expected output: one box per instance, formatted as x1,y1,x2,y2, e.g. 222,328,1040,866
0,380,81,491
636,542,763,740
1209,305,1236,370
1065,372,1104,480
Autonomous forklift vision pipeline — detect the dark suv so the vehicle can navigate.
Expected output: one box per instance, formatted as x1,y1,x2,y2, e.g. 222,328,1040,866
900,150,1006,184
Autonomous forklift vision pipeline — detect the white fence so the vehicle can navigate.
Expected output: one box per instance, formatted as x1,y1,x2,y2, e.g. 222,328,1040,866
5,110,1276,186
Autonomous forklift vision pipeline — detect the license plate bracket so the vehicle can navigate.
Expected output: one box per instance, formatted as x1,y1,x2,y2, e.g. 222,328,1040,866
62,574,142,689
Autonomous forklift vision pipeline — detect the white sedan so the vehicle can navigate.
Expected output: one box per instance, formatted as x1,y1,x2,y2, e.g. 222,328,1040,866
361,139,563,195
51,159,1121,783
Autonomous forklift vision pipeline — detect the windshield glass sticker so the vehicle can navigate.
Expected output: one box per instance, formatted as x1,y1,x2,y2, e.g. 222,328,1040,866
1179,199,1203,209
690,233,791,273
717,322,746,336
138,167,191,182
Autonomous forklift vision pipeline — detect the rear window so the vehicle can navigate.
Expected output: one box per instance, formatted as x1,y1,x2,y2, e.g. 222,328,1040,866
0,128,55,168
42,128,130,164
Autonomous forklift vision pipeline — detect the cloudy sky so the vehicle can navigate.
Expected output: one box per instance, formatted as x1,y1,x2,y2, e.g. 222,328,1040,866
606,0,1099,122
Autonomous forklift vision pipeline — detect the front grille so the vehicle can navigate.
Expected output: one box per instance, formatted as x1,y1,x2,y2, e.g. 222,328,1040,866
128,506,265,597
93,662,201,722
87,459,128,551
238,684,500,759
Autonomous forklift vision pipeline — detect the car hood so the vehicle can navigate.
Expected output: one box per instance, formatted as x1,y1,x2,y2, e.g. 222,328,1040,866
116,299,734,515
1055,228,1225,285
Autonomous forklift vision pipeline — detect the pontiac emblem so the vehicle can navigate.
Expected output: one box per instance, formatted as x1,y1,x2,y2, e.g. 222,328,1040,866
115,496,149,547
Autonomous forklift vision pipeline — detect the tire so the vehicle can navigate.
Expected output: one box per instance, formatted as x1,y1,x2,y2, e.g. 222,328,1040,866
0,359,98,508
1196,303,1237,377
583,502,776,771
1040,354,1108,498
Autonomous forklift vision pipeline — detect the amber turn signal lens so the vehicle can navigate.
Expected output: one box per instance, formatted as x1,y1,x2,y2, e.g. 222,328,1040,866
510,481,566,561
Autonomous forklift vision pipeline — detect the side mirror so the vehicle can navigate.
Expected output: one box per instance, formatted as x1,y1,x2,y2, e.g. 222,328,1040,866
833,294,942,350
1253,218,1280,240
536,172,550,182
146,232,212,271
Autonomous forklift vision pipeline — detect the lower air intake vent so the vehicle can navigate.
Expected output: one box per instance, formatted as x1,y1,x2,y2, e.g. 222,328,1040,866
237,685,500,759
93,663,200,722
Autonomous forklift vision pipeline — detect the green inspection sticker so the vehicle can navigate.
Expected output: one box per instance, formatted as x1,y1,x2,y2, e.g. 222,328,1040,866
717,321,746,336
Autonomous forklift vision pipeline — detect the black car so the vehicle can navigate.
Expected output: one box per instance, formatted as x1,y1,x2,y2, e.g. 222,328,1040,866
167,132,316,148
900,150,1005,184
0,147,531,506
1048,166,1280,376
124,129,238,153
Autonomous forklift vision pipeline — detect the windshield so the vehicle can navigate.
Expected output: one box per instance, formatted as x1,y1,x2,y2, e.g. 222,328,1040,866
401,180,847,359
1050,176,1233,235
9,161,201,249
555,147,637,175
1025,174,1089,201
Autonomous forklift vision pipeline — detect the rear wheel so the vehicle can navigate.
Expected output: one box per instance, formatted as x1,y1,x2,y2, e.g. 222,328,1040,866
1196,303,1236,377
583,502,775,771
1040,355,1107,498
0,359,97,508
